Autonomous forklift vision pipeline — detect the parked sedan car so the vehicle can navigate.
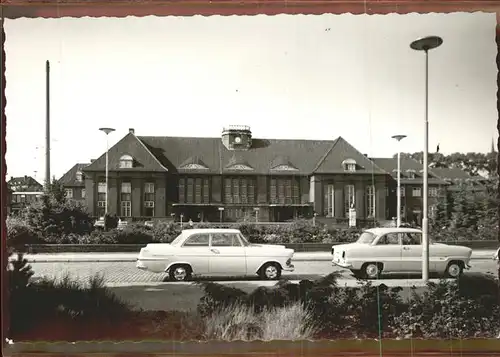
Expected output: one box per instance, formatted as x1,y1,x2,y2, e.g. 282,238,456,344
136,228,295,281
331,227,472,279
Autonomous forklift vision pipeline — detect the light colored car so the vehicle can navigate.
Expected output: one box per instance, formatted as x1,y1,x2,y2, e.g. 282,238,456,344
331,227,472,279
136,228,295,281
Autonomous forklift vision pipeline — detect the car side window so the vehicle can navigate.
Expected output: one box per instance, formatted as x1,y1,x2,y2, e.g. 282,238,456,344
377,233,400,245
402,233,421,245
183,234,210,247
211,233,242,247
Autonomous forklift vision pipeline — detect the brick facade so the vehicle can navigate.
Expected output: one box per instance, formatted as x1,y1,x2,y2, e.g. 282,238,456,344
56,127,472,224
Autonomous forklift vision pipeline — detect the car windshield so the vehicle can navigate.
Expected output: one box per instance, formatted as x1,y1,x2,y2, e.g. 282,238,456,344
170,233,185,246
356,232,377,244
238,233,251,247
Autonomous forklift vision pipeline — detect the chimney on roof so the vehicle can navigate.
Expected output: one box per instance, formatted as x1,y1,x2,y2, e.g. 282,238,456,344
364,154,368,157
129,128,135,134
91,159,96,163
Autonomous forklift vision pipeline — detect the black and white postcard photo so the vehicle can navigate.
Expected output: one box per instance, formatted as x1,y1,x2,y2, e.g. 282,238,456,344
3,7,500,350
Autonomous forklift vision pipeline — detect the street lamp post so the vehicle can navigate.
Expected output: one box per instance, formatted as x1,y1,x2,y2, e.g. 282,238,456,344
99,128,116,229
410,35,443,282
392,135,407,228
218,207,224,223
254,207,260,223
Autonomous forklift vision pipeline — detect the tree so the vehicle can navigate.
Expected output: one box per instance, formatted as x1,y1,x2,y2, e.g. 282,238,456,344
449,183,476,229
431,195,450,230
20,177,93,240
395,152,497,177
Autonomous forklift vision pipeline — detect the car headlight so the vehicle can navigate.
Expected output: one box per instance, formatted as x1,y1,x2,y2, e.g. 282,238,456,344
286,258,292,266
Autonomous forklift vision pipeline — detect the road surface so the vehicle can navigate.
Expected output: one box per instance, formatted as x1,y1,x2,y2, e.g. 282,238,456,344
29,259,497,311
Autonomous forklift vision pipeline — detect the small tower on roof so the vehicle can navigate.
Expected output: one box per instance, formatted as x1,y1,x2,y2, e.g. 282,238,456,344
221,125,252,151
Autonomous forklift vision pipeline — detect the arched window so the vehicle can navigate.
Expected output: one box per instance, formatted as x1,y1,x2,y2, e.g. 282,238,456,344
119,155,134,169
76,171,84,182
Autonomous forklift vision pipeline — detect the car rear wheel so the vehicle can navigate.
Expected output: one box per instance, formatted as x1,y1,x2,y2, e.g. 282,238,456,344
260,263,282,280
169,264,192,281
445,261,463,279
362,263,382,279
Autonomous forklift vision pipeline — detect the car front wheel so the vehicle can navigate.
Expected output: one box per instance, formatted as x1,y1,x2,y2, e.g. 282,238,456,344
362,263,382,279
260,263,282,280
169,265,192,281
445,261,463,279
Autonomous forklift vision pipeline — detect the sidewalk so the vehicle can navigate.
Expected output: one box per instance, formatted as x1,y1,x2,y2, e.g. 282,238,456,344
12,250,497,263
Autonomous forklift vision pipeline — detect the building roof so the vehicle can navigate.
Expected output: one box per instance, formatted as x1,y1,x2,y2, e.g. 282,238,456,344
59,163,90,187
84,131,389,176
313,137,386,175
139,136,331,174
84,132,169,172
371,157,449,185
8,176,43,192
430,167,475,180
143,135,389,175
430,167,488,192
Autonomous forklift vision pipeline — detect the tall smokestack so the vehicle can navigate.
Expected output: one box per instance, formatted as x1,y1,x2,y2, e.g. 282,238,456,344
45,60,50,190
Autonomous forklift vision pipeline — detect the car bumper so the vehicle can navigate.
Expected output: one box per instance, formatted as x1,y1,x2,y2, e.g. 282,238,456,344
283,264,295,272
332,260,353,269
465,263,472,270
136,259,148,270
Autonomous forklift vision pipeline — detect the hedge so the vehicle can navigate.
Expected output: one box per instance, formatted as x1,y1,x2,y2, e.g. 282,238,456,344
197,273,500,340
7,216,498,246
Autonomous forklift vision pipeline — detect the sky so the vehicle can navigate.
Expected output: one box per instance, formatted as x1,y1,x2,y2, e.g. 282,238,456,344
4,12,498,182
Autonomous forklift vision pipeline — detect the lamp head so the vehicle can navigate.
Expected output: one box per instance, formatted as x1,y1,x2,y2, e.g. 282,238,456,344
392,134,407,142
410,36,443,51
99,127,116,135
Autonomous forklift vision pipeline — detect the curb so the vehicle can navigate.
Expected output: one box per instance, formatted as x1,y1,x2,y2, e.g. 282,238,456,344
22,255,494,263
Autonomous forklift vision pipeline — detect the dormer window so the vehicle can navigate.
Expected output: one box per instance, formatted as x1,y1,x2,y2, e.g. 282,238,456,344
406,169,416,179
119,155,134,169
76,171,84,182
342,159,357,172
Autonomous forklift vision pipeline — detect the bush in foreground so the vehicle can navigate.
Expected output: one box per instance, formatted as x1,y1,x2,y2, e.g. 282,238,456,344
8,252,131,338
9,269,500,341
196,273,500,340
203,302,317,341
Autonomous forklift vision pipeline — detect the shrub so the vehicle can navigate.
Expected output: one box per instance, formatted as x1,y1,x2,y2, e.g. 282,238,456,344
104,214,119,230
391,277,500,339
111,224,153,244
203,302,317,341
8,252,34,293
17,178,94,241
9,271,131,336
196,282,249,318
150,221,181,243
197,273,500,339
6,216,41,250
351,282,406,338
26,216,493,246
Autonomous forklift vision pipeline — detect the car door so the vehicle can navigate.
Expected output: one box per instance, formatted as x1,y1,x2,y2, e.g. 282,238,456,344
179,233,211,275
373,233,403,272
208,232,247,276
401,232,423,272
